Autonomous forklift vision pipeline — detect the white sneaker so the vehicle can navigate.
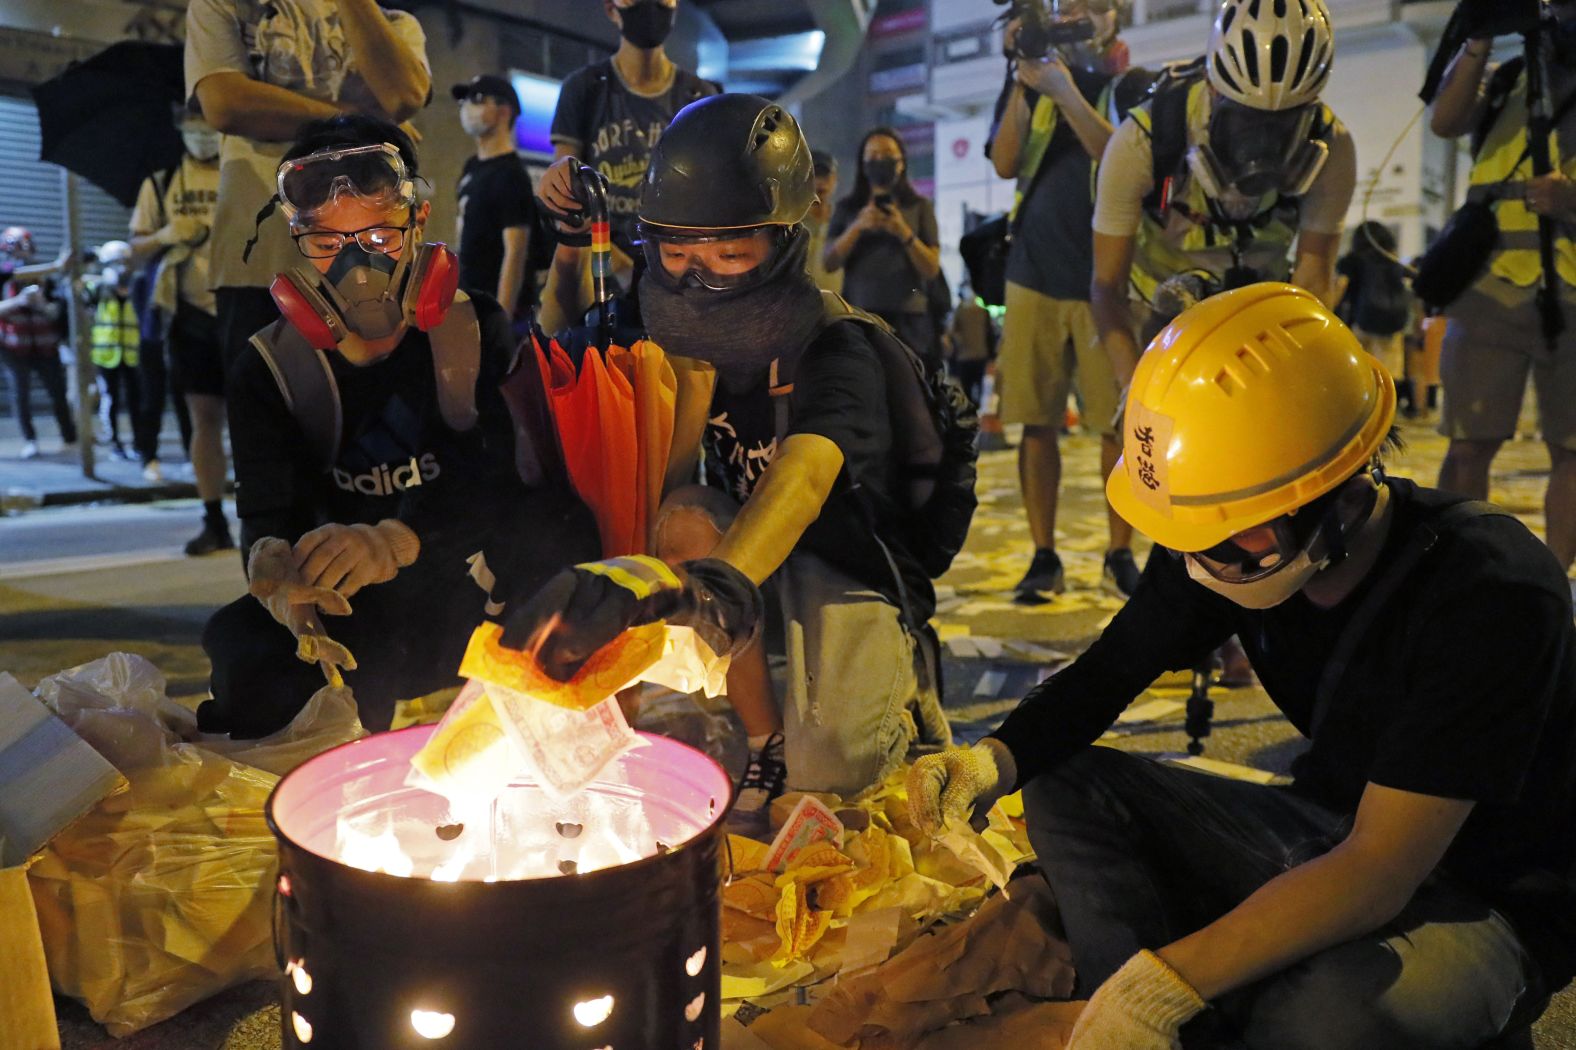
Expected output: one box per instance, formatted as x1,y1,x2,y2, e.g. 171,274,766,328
142,459,163,482
18,440,38,460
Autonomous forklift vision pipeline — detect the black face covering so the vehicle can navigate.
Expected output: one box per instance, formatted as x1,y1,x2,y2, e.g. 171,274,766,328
864,158,900,189
639,227,825,389
618,0,676,49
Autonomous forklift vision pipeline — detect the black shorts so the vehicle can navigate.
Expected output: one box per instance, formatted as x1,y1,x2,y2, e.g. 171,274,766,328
167,302,223,397
215,285,280,387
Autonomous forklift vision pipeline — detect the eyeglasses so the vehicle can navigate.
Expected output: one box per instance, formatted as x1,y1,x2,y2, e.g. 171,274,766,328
292,224,407,259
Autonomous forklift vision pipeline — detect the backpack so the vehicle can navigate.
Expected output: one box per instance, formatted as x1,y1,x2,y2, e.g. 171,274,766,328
248,294,482,471
770,292,980,582
1355,255,1410,336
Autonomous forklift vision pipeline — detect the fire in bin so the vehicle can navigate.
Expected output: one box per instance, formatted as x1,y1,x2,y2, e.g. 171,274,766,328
267,725,731,1049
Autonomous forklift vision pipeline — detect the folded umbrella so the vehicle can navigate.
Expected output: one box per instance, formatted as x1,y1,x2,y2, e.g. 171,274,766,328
31,41,185,207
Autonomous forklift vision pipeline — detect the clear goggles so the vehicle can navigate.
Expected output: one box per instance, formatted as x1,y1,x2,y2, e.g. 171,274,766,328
1194,100,1328,200
275,143,415,227
638,223,787,292
1172,484,1346,583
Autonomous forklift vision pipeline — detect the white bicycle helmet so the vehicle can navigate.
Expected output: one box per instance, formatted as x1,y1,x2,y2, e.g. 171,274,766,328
1207,0,1334,111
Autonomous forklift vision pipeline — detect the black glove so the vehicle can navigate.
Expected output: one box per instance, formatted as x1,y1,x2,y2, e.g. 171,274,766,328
499,555,763,682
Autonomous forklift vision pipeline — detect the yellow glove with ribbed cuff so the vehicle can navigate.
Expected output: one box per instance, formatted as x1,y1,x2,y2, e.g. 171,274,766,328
905,739,1017,835
1066,950,1206,1050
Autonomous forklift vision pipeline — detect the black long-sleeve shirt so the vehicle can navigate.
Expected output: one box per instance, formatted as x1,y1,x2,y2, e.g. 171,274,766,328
991,478,1576,986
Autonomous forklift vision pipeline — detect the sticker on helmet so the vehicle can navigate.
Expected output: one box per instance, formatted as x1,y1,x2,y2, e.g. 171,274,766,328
1125,399,1174,515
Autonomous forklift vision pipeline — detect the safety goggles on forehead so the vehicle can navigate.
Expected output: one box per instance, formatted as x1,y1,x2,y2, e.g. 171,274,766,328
276,143,415,226
637,223,786,292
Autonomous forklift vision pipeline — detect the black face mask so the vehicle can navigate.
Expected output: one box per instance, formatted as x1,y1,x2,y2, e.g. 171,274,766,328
639,227,825,388
618,0,676,49
865,158,900,189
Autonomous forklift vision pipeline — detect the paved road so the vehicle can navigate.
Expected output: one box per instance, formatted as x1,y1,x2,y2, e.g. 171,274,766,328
5,427,1574,1048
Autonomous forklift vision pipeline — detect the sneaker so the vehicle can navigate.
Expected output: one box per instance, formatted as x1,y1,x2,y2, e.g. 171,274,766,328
18,440,38,460
1014,548,1065,595
142,459,163,482
730,733,786,828
1103,548,1142,597
109,442,137,462
185,520,236,557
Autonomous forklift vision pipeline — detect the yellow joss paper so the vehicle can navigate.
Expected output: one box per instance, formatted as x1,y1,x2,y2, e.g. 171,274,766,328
724,873,780,921
727,834,771,875
771,880,832,966
406,684,510,794
459,621,666,711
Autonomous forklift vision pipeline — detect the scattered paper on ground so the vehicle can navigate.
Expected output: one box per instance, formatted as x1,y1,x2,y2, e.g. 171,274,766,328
724,766,1071,1040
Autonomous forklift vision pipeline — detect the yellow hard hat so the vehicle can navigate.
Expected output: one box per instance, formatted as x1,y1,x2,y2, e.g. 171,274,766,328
1106,282,1395,553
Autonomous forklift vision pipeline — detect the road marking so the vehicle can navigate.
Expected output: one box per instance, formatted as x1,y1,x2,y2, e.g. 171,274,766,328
0,547,186,581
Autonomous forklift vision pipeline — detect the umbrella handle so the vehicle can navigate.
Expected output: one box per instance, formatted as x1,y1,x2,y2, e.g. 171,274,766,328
575,165,614,349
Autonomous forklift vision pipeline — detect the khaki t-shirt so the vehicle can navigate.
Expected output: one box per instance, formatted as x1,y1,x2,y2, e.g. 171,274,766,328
130,154,220,314
183,0,429,291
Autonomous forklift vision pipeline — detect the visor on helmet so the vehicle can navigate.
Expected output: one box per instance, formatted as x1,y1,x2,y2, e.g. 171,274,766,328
1190,100,1329,202
276,143,415,227
637,223,786,292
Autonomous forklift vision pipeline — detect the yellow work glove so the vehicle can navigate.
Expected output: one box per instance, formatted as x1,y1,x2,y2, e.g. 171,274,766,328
293,519,420,599
247,537,357,677
1066,950,1206,1050
906,738,1017,835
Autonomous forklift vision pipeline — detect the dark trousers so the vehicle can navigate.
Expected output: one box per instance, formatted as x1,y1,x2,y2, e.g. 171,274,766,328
135,336,192,461
1025,747,1545,1049
952,358,986,407
2,347,76,443
215,285,280,382
200,557,495,738
96,362,140,448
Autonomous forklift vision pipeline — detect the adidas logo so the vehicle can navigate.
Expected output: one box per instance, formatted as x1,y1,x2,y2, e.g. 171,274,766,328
332,453,440,496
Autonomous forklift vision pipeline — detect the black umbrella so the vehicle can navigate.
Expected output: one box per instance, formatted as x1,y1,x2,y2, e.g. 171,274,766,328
31,41,186,208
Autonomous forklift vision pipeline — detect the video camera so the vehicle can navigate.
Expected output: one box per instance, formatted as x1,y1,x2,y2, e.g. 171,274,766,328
994,0,1094,62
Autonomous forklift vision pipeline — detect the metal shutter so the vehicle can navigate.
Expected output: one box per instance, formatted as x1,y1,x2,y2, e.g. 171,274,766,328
0,95,133,257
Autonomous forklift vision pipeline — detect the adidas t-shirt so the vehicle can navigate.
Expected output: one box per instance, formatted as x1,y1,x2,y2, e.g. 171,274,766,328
229,294,521,556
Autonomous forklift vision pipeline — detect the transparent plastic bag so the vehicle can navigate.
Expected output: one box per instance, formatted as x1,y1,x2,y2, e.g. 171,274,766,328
26,654,364,1035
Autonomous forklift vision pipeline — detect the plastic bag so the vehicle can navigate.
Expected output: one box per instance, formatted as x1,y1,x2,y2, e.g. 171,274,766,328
26,654,364,1036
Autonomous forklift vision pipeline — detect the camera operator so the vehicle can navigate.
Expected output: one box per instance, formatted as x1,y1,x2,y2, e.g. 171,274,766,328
1089,0,1356,387
988,0,1152,599
1430,0,1576,573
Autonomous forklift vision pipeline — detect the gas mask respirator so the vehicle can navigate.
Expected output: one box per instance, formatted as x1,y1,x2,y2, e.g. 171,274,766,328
271,238,460,351
1187,100,1329,219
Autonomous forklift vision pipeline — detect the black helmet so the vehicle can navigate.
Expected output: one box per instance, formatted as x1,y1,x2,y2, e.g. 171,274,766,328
639,94,814,233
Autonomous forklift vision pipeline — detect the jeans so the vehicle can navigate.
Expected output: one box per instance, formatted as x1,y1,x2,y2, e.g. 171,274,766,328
1024,746,1546,1049
2,347,76,443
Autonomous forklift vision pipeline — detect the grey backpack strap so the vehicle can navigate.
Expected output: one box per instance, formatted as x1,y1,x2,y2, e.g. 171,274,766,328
249,319,342,472
1309,499,1510,740
428,291,480,434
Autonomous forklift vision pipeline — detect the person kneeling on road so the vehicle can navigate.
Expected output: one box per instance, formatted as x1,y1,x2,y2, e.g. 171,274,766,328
910,283,1576,1049
200,116,598,737
507,94,966,826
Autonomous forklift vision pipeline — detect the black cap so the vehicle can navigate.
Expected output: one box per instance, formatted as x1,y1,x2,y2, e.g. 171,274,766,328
811,149,837,177
451,74,522,118
640,95,815,232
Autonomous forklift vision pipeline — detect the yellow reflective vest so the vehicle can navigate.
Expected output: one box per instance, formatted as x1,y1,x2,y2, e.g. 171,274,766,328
90,295,140,369
1126,78,1303,305
1469,69,1576,289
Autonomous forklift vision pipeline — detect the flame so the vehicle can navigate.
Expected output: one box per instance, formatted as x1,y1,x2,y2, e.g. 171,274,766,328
410,1009,456,1038
573,994,614,1027
337,818,416,877
287,959,313,995
291,1011,313,1043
